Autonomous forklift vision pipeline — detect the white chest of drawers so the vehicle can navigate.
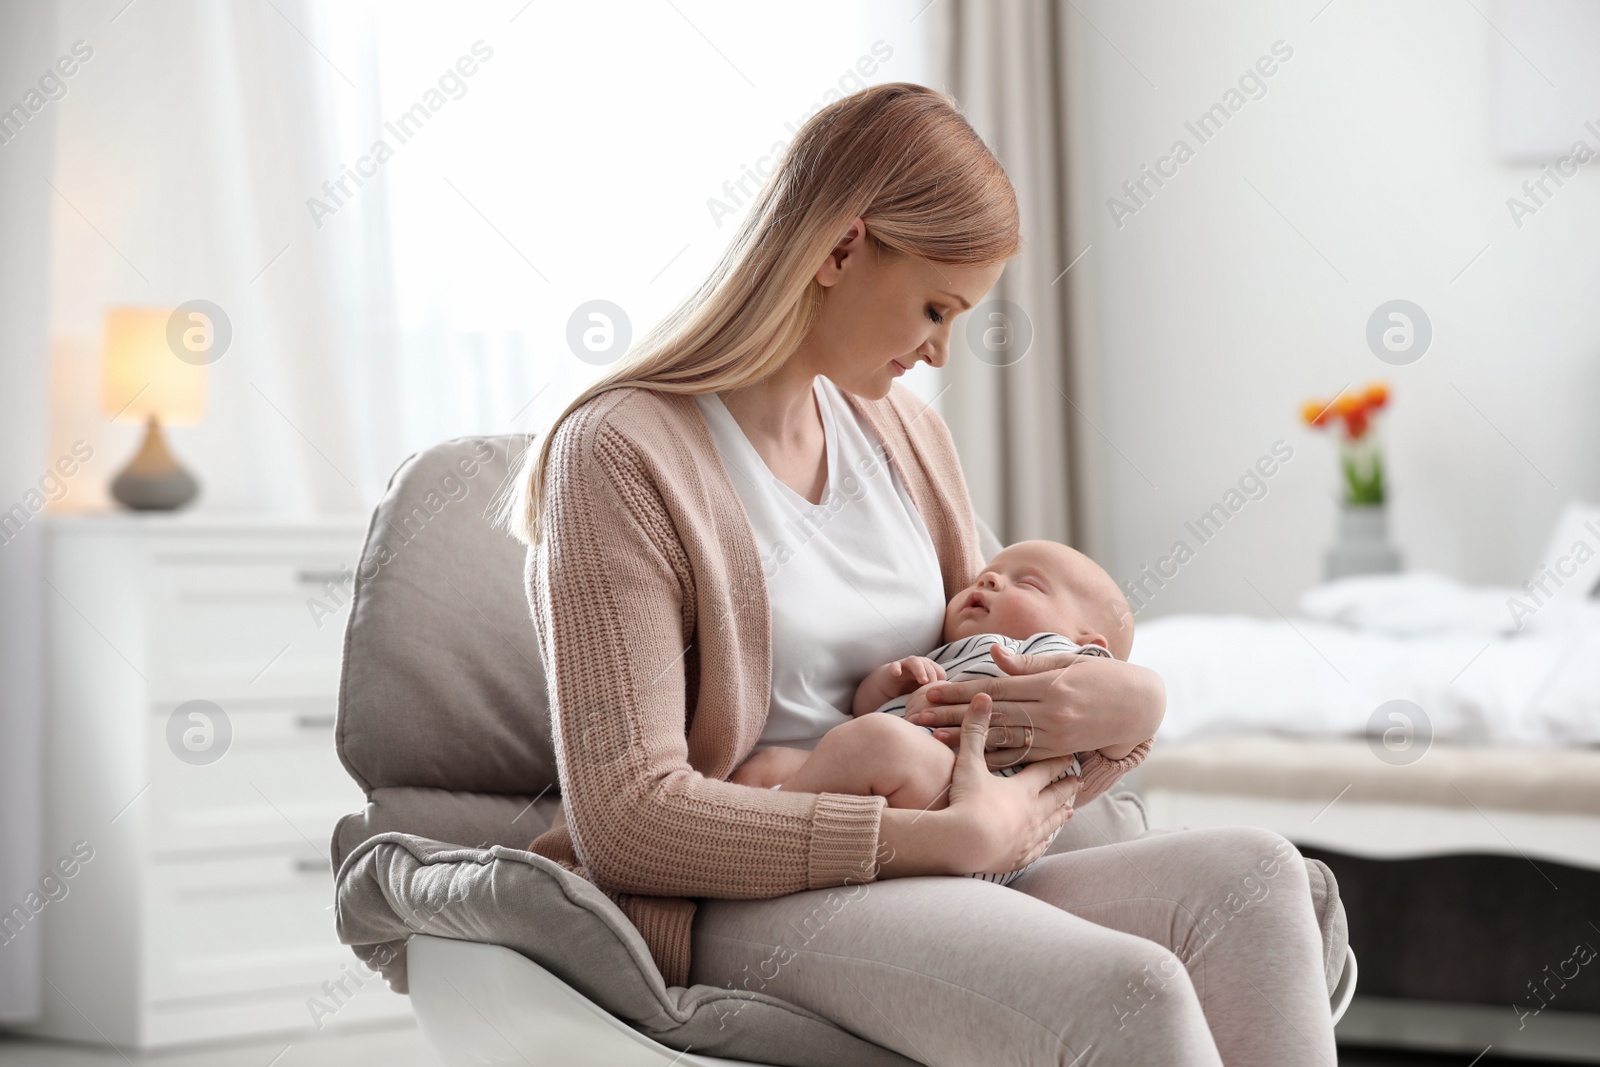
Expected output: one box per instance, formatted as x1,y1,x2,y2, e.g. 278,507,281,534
19,514,410,1048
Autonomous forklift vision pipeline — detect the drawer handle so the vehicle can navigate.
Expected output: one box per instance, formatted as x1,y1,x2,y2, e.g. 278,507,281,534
294,858,331,875
296,569,351,585
295,713,337,730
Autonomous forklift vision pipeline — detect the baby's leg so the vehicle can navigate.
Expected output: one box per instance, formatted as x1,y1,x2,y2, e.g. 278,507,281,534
780,713,956,811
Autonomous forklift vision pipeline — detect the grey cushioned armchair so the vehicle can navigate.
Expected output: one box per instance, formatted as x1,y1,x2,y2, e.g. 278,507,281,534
329,434,1353,1067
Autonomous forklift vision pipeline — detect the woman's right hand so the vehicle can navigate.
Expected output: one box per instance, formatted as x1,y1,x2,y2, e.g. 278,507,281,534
872,692,1082,879
942,692,1081,877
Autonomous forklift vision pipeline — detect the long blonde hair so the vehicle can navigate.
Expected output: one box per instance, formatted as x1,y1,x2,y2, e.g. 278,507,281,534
497,82,1020,545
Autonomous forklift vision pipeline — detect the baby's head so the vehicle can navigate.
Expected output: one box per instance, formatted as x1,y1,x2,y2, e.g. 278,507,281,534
943,540,1134,660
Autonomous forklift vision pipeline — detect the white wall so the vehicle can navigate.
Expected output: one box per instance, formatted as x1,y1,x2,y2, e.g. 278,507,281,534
1063,0,1600,619
0,0,59,1024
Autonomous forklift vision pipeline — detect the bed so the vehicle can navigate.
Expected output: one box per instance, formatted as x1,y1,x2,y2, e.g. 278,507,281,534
1120,503,1600,1061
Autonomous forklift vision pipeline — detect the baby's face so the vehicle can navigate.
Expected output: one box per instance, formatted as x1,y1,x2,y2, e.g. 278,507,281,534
943,540,1133,659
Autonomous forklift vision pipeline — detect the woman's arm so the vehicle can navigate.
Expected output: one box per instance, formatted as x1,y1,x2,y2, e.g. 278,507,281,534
900,647,1163,806
534,412,887,899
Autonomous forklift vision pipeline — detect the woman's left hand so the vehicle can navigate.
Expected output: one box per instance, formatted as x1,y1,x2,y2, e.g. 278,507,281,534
902,646,1164,768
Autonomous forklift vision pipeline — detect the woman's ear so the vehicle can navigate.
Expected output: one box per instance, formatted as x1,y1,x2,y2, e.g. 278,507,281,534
818,217,870,284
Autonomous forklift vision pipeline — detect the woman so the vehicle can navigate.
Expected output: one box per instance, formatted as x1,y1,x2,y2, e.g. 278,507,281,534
501,83,1337,1066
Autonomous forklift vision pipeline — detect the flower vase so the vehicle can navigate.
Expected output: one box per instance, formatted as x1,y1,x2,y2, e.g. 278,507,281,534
1325,503,1402,580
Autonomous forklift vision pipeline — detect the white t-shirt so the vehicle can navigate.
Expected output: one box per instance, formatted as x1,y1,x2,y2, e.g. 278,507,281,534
695,375,948,751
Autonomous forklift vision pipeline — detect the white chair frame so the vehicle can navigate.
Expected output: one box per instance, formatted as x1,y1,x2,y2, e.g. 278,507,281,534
406,935,1358,1066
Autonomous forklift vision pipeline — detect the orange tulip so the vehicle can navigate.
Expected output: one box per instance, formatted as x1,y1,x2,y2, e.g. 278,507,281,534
1345,409,1369,440
1301,400,1330,427
1363,383,1389,409
1333,392,1364,418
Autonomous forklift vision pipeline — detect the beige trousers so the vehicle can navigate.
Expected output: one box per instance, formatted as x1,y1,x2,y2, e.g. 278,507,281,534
689,797,1341,1066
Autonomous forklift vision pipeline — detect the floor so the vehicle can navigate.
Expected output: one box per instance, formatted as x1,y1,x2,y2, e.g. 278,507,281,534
0,1026,1561,1066
0,1022,441,1066
1339,1051,1548,1066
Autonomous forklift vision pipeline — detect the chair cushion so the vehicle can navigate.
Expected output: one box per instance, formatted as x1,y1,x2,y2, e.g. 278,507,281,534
330,786,564,873
336,434,556,798
336,832,921,1067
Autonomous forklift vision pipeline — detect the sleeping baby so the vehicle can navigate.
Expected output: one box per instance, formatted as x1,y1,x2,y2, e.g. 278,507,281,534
730,539,1136,885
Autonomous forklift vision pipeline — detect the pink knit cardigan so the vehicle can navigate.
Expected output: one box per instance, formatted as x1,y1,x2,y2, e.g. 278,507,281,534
524,382,1153,986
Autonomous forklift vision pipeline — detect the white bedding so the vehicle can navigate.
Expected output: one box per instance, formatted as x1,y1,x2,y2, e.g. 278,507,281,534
1129,573,1600,749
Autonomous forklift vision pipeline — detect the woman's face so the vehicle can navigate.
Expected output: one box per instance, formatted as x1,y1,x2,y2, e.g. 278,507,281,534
802,218,1007,400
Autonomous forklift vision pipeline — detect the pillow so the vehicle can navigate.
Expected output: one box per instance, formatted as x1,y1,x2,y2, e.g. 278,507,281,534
1297,571,1522,636
336,833,921,1067
1532,499,1600,604
1297,499,1600,636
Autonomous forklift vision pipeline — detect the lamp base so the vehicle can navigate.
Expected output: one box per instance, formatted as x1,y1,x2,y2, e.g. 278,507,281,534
111,415,199,511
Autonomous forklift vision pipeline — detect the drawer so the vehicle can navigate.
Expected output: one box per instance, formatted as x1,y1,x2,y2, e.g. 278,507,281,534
144,852,352,1003
147,552,359,699
155,555,357,597
148,703,365,854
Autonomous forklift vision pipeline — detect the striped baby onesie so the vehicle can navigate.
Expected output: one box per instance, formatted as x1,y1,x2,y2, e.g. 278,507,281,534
876,632,1111,885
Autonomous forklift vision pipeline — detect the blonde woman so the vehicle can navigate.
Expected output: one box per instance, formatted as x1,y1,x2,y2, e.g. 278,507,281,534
501,83,1337,1066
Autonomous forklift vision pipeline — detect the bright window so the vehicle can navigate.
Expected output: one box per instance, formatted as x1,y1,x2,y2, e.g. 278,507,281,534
315,0,935,452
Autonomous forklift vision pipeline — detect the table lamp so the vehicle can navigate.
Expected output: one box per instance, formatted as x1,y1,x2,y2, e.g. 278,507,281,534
102,306,209,510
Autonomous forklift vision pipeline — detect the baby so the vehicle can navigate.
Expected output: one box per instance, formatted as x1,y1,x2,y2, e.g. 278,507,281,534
731,539,1136,885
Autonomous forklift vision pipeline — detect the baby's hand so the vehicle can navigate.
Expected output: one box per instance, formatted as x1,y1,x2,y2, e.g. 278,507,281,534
888,656,947,693
853,656,949,717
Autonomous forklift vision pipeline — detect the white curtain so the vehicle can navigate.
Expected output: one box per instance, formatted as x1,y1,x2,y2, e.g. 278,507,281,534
0,1,58,1026
929,0,1079,546
47,0,397,514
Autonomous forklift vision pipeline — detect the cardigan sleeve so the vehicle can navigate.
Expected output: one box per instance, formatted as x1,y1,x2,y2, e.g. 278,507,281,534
1073,738,1154,807
531,411,887,900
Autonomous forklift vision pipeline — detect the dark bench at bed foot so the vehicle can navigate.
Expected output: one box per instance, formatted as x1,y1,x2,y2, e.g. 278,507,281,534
1302,846,1600,1014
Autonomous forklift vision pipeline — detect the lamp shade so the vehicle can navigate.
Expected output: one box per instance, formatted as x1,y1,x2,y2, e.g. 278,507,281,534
101,306,209,425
